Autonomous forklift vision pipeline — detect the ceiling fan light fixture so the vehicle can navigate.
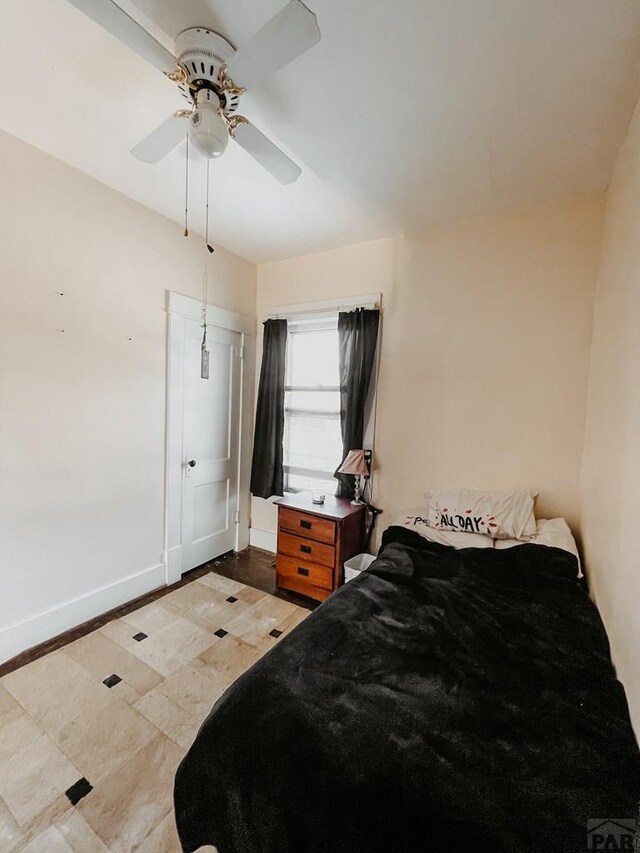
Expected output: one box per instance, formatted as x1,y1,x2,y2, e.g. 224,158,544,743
189,94,229,159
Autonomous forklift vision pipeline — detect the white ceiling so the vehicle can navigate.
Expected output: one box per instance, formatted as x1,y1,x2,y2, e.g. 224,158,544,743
1,0,639,263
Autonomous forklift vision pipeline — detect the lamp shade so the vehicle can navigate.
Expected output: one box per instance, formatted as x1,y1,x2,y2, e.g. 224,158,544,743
338,449,369,477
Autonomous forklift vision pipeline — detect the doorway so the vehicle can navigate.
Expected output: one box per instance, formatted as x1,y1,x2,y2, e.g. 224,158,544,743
165,292,254,584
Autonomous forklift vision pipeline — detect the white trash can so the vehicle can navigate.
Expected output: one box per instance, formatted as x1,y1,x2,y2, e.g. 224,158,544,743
344,553,376,582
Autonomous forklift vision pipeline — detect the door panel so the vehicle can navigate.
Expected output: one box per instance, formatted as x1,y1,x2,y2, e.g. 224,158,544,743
181,319,241,572
192,480,229,541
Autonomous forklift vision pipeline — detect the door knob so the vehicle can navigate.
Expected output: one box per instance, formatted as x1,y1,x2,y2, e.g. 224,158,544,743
188,460,196,468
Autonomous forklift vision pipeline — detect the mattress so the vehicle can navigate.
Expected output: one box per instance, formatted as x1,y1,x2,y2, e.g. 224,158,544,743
174,526,640,853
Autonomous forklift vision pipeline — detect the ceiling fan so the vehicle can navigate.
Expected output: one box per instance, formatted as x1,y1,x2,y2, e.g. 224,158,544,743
66,0,321,183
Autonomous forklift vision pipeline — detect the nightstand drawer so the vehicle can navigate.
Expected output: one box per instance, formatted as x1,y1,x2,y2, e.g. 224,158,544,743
276,555,333,591
279,508,336,545
279,531,335,568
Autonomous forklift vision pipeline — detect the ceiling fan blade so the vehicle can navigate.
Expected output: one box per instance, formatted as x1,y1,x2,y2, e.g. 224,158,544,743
66,0,178,75
232,119,301,184
131,113,188,164
226,0,320,89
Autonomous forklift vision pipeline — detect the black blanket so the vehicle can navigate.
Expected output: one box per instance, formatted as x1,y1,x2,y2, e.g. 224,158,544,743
174,527,640,853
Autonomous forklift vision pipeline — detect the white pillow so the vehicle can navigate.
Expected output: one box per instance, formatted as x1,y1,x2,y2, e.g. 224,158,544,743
398,510,495,549
422,488,538,540
494,517,580,565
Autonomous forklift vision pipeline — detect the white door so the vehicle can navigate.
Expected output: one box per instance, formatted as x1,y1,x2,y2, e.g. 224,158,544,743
180,318,241,572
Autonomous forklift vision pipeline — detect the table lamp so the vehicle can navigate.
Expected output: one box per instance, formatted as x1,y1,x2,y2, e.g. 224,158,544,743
338,449,369,505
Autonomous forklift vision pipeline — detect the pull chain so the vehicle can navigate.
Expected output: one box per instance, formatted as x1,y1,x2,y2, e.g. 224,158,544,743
200,256,210,379
200,162,211,379
205,158,214,254
201,242,208,333
183,136,189,237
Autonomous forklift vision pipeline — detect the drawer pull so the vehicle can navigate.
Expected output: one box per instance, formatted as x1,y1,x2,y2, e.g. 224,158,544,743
297,566,310,577
300,520,312,530
300,544,312,554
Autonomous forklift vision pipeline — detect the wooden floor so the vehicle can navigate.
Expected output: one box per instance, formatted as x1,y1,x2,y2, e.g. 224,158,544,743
0,547,316,678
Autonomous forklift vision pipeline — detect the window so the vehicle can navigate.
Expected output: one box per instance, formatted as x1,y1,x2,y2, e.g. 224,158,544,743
283,314,342,494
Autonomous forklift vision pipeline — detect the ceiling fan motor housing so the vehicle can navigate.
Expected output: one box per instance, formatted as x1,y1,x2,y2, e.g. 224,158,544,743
174,27,240,114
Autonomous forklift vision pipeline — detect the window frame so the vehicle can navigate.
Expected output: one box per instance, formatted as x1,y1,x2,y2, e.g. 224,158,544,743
283,312,341,494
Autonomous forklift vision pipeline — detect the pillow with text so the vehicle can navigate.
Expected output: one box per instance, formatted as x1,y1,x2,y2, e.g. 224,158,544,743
422,488,538,540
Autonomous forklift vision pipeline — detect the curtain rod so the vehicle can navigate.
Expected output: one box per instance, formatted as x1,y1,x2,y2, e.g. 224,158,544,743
268,300,381,321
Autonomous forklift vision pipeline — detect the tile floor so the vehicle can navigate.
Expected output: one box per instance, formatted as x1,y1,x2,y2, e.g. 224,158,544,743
0,568,310,851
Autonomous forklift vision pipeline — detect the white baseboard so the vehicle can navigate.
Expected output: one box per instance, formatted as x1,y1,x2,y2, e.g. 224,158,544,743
0,562,166,664
165,545,183,585
249,527,277,553
236,520,250,553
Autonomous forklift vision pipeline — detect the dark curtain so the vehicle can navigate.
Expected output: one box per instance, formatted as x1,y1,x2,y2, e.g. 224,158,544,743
250,319,287,499
334,308,380,498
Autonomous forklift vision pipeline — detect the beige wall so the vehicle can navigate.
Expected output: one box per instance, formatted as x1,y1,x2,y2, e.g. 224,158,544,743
580,100,640,738
252,197,603,544
0,130,256,660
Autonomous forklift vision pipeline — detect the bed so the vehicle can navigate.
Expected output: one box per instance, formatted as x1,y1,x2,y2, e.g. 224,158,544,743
174,525,640,853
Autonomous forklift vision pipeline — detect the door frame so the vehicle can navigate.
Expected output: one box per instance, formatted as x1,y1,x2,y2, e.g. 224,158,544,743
165,291,255,585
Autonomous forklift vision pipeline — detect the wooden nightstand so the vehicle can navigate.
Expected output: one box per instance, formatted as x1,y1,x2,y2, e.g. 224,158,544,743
273,492,366,602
